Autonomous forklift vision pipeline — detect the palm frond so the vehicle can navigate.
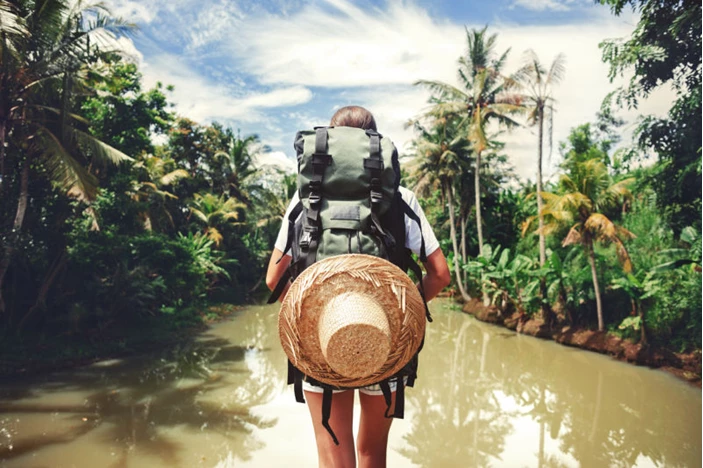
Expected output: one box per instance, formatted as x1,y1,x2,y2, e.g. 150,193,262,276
562,225,582,247
36,125,99,201
159,169,189,186
0,0,28,37
70,127,132,166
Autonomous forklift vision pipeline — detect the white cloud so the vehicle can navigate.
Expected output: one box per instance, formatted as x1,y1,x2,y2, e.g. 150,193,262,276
188,1,245,50
112,0,670,184
107,0,159,23
511,0,574,12
223,0,668,181
254,151,296,173
140,54,313,123
230,0,464,87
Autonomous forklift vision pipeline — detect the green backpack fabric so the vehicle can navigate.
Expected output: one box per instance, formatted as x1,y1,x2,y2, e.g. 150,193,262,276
296,126,401,262
269,126,431,445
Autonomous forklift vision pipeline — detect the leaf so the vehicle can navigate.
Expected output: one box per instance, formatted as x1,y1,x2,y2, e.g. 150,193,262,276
618,316,641,331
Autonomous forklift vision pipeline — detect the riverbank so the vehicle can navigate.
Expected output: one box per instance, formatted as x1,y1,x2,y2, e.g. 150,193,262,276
0,304,242,380
462,298,702,387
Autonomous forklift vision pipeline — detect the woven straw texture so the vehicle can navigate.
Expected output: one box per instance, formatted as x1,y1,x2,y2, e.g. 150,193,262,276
278,254,426,387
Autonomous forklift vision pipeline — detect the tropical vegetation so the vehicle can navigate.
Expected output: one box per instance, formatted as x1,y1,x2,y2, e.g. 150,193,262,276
0,0,699,371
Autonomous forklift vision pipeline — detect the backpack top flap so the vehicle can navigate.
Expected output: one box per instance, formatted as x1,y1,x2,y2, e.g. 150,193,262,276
295,126,399,216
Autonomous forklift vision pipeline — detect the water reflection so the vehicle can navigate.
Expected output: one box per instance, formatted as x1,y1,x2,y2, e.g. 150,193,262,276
0,307,286,467
0,301,699,467
401,304,701,467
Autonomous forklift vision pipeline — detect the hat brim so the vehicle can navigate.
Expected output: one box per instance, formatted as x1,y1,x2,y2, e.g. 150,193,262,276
278,254,426,387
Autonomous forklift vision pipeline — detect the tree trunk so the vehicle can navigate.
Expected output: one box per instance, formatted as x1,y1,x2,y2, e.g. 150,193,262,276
537,105,546,266
0,156,30,314
636,299,647,345
460,213,468,287
0,121,6,193
587,242,604,331
17,250,68,333
474,150,484,257
446,182,471,302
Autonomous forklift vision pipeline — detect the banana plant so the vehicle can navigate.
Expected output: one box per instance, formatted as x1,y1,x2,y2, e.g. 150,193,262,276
531,249,588,325
465,245,540,316
654,226,701,272
610,271,661,345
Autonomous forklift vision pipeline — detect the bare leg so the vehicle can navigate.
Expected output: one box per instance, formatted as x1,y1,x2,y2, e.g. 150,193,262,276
305,390,356,468
357,391,395,468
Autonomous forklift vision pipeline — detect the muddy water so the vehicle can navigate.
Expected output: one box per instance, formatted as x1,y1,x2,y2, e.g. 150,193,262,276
0,299,700,467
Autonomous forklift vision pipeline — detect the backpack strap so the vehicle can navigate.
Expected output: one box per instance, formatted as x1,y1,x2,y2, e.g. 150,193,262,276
287,360,306,404
321,387,340,445
393,375,405,418
266,201,304,304
364,130,391,242
300,127,331,265
278,200,304,261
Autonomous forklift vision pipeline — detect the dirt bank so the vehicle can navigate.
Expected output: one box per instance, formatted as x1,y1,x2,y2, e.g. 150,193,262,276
462,298,702,387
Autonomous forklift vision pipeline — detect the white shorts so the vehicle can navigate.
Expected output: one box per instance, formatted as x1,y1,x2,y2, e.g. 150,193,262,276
302,376,408,396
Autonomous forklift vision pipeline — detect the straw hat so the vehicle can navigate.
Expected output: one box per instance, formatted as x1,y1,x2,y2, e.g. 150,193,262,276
278,254,426,388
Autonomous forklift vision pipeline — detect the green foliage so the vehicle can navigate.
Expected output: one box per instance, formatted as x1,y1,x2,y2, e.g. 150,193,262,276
599,0,701,235
465,245,541,316
81,59,174,157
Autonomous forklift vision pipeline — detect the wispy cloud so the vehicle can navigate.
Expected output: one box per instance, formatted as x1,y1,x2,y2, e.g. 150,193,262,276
230,0,465,87
104,0,668,182
140,53,313,123
511,0,575,12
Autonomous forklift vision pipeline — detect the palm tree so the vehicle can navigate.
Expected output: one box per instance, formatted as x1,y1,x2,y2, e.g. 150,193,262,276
514,50,566,266
406,115,473,301
189,193,245,247
526,158,635,331
0,0,133,313
415,26,523,258
130,153,189,231
213,132,262,208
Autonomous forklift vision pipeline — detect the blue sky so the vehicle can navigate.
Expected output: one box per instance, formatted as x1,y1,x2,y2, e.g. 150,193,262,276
107,0,671,181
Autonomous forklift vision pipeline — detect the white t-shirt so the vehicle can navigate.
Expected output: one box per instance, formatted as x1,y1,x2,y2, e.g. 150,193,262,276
274,186,440,258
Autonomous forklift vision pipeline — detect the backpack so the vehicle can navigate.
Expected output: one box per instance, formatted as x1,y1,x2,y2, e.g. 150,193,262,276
268,126,432,444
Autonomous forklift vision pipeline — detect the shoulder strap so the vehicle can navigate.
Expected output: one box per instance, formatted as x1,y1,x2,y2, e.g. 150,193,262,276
364,129,388,238
267,200,304,304
299,127,331,266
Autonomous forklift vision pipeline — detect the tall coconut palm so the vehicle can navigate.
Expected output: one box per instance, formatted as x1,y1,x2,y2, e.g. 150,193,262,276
525,158,635,331
415,26,523,258
514,50,566,266
0,0,133,313
406,115,473,301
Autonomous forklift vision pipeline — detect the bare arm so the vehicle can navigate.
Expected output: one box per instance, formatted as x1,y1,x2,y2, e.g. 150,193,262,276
420,248,451,301
266,248,292,303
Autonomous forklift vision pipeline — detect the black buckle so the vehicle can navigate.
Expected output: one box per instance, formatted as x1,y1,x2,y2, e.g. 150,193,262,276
300,225,319,250
309,193,321,208
370,178,383,205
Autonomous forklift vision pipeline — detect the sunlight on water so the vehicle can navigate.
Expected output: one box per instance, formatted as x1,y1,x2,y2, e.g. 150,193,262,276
0,299,700,467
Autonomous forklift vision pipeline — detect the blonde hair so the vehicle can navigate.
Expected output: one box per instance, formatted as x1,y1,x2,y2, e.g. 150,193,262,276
330,106,377,131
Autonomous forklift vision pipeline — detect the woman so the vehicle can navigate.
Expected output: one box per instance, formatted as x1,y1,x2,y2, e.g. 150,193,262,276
266,106,450,468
